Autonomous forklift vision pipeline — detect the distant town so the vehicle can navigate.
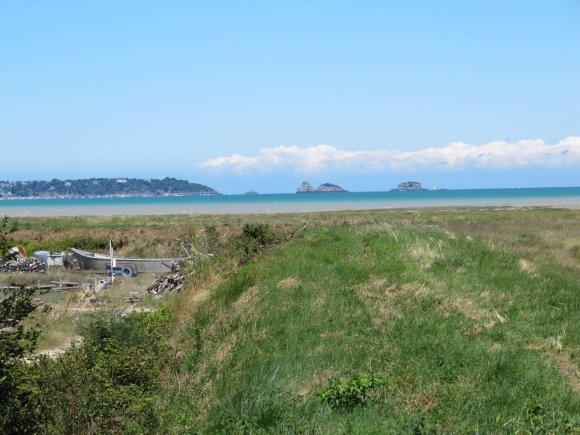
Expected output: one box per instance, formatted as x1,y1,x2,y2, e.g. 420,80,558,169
0,177,219,198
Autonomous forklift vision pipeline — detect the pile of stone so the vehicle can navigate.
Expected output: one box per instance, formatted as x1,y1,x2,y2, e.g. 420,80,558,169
0,257,47,273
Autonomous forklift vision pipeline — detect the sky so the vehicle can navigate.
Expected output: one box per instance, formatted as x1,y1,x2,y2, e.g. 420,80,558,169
1,1,579,194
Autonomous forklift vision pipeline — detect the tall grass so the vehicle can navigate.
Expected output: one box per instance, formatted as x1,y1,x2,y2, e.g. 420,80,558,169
158,218,579,433
3,209,579,432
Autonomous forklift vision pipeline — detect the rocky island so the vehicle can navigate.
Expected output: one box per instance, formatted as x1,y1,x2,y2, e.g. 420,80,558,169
390,181,427,192
296,182,348,193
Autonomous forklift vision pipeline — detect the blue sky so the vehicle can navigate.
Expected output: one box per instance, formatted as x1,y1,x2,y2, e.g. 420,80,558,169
1,1,579,193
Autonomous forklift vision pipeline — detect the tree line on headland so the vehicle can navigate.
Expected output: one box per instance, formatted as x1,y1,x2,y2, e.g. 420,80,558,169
0,177,219,198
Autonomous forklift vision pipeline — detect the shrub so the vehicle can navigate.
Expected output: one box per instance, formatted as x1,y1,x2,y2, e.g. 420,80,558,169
238,223,276,261
34,309,171,433
0,215,18,258
242,223,276,246
318,373,388,412
0,287,44,434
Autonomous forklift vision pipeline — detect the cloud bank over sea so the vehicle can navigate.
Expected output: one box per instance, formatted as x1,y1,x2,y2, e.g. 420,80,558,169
198,137,580,174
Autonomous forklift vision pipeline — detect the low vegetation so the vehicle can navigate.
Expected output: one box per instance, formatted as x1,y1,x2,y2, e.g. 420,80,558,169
0,208,578,433
157,217,579,433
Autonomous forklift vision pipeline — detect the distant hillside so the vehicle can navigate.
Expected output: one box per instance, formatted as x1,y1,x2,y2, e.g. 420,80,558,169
0,177,219,198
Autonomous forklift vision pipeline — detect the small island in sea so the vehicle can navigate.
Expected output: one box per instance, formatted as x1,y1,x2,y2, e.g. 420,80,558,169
296,182,348,193
390,181,427,192
0,177,219,198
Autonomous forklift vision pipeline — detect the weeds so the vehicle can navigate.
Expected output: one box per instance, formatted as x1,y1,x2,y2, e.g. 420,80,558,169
318,373,388,411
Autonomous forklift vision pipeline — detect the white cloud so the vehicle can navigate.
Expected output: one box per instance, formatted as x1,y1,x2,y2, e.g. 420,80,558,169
198,136,580,174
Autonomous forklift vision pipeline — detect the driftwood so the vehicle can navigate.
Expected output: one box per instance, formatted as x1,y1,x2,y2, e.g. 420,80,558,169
77,277,110,308
146,267,185,295
0,257,47,273
125,291,143,303
0,281,82,292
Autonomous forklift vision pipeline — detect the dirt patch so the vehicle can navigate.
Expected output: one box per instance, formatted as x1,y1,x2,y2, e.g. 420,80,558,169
408,241,442,270
204,285,260,340
312,295,328,312
212,337,236,366
406,390,438,413
439,297,486,320
556,354,580,393
234,285,260,312
524,342,579,393
351,276,387,295
297,368,337,398
383,282,430,307
373,305,402,324
319,331,344,340
277,277,300,289
203,286,260,366
518,258,538,275
350,278,402,325
396,282,430,298
463,320,497,335
176,277,218,323
371,277,387,287
436,297,502,335
35,336,83,360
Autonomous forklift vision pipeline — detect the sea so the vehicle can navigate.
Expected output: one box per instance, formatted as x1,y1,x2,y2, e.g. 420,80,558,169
1,187,580,217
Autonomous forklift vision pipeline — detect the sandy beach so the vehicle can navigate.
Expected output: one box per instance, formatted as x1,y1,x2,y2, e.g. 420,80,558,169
1,193,579,217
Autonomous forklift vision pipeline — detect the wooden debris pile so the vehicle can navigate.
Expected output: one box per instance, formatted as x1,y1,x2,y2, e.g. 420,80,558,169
0,257,47,273
0,281,81,292
125,291,143,303
147,268,185,295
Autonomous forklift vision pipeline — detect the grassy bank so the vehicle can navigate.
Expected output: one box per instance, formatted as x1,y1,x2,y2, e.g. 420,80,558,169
1,208,579,433
156,213,579,433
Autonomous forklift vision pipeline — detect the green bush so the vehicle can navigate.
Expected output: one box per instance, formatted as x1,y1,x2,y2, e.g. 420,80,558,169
0,215,18,258
242,223,276,246
318,373,388,412
0,287,44,434
33,309,171,434
238,223,276,261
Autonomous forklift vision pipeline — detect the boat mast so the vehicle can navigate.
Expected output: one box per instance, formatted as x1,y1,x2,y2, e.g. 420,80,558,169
109,240,115,283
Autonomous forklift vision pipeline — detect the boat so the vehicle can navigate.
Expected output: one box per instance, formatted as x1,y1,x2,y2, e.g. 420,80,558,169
67,248,179,275
33,250,65,267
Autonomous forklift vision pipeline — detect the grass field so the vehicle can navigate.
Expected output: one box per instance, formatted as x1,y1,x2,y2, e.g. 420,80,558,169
2,208,579,433
155,210,579,433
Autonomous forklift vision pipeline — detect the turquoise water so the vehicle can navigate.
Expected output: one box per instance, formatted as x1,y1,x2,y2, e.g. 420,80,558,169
1,187,579,217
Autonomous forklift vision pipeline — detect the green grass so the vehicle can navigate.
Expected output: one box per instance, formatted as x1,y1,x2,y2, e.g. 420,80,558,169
9,207,580,268
158,218,579,433
3,209,579,433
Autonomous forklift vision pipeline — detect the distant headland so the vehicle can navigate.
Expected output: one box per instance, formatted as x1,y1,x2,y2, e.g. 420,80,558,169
296,182,348,193
0,177,219,198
